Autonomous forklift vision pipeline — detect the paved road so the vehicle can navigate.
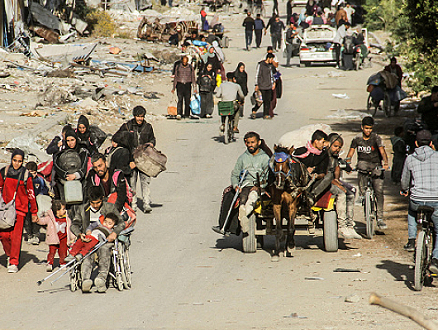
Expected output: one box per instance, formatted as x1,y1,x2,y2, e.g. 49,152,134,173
1,11,437,330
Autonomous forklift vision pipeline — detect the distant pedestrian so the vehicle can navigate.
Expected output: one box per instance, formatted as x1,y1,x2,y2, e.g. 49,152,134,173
172,56,196,119
200,8,208,31
197,63,216,118
273,0,279,15
266,15,285,51
285,23,299,67
345,2,355,24
242,12,255,51
286,0,293,24
254,14,265,48
333,22,350,68
254,53,275,120
384,57,403,87
335,3,348,27
234,62,248,117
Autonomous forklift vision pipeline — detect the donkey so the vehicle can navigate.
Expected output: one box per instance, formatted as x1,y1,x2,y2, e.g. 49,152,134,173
269,145,313,261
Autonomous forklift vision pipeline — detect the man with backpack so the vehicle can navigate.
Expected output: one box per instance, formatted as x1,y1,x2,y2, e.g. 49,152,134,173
86,153,128,213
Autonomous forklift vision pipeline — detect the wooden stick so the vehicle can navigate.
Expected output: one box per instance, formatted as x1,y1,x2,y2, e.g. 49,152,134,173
369,293,438,330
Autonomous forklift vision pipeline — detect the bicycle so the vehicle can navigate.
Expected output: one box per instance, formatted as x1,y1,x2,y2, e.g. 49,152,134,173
357,167,384,239
414,205,436,291
218,101,237,145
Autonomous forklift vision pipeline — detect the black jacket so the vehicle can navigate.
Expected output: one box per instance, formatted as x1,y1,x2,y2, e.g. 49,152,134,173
294,147,329,175
53,144,89,181
106,146,132,177
118,118,156,152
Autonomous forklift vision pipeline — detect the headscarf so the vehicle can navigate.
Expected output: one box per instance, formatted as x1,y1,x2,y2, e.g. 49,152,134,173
76,115,90,142
234,62,248,96
64,129,79,150
293,141,323,159
8,148,25,176
112,130,131,149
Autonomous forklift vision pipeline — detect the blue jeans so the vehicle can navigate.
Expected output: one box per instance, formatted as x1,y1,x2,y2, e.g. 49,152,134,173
245,30,253,49
408,200,438,259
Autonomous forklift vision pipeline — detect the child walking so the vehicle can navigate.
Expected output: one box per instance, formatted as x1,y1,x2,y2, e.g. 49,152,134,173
35,200,75,272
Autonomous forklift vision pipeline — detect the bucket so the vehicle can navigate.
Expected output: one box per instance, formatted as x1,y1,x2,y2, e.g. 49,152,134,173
64,180,83,204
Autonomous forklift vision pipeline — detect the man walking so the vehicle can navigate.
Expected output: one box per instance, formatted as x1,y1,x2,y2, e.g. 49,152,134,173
254,14,265,48
333,21,350,69
254,53,275,120
117,105,156,213
285,23,299,67
242,12,255,51
266,15,285,51
172,55,196,119
401,130,438,265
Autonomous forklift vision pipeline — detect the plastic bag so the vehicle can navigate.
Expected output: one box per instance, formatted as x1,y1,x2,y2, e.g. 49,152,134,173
190,93,201,115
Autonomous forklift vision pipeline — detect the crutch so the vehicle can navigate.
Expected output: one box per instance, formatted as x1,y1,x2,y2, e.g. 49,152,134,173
213,170,248,235
36,259,76,286
49,239,108,286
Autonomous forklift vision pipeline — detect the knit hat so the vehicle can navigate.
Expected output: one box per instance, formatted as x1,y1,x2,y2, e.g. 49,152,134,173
11,148,24,160
416,130,432,143
133,106,146,117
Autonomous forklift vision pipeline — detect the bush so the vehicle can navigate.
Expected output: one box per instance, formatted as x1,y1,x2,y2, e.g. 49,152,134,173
86,10,116,37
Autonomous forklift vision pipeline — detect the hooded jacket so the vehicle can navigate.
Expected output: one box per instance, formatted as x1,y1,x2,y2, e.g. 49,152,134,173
401,146,438,201
255,60,274,90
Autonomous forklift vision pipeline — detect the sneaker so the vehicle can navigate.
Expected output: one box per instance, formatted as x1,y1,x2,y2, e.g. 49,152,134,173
95,277,107,293
82,279,93,293
46,264,53,272
30,235,40,245
176,114,181,120
220,124,225,132
338,227,354,239
7,264,18,273
250,113,256,119
64,254,75,263
347,227,362,239
430,258,438,274
377,219,387,230
403,239,415,252
205,114,213,118
143,204,152,213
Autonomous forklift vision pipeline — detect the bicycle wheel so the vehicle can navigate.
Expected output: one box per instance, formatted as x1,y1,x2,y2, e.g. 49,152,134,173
224,116,230,144
367,94,377,117
364,190,374,239
383,91,392,117
414,231,428,291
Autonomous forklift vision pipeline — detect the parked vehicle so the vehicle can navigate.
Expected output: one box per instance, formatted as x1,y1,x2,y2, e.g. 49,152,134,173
299,25,336,67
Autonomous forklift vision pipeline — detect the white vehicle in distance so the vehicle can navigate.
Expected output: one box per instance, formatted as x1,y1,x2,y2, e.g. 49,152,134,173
299,25,336,67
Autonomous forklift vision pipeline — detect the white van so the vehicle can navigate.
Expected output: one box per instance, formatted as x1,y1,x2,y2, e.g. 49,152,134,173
299,25,336,67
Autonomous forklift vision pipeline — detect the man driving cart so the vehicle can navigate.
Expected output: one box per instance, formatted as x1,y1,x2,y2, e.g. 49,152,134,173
212,131,270,236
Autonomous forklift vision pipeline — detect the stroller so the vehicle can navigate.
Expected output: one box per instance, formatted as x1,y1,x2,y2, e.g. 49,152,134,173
366,70,406,117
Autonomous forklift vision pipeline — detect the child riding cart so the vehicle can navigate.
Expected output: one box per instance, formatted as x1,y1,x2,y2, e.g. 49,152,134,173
366,70,407,117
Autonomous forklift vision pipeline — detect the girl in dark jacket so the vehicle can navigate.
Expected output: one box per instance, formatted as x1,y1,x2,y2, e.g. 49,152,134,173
234,62,248,117
197,63,216,118
105,130,133,178
0,149,37,272
53,130,89,201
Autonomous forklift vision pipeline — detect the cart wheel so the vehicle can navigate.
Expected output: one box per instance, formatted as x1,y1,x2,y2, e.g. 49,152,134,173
364,190,374,239
323,210,338,252
383,91,392,117
120,243,132,289
414,231,429,291
242,214,257,253
367,94,377,117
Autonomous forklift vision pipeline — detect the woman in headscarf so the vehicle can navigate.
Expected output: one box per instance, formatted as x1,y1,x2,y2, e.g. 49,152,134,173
76,115,98,155
0,149,37,273
53,130,89,201
197,62,216,118
105,130,133,179
234,62,248,118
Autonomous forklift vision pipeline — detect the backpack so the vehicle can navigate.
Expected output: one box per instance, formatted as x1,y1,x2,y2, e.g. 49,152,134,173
343,35,354,54
93,170,133,204
199,75,213,93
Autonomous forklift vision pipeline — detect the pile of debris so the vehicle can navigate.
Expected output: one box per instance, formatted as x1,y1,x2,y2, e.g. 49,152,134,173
137,17,198,43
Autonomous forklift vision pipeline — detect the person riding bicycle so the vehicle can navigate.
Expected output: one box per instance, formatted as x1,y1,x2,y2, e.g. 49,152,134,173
231,131,270,235
215,72,245,134
346,116,389,229
400,130,438,269
326,134,361,239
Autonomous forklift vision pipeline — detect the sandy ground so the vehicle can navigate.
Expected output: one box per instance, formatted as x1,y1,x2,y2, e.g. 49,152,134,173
0,1,436,330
